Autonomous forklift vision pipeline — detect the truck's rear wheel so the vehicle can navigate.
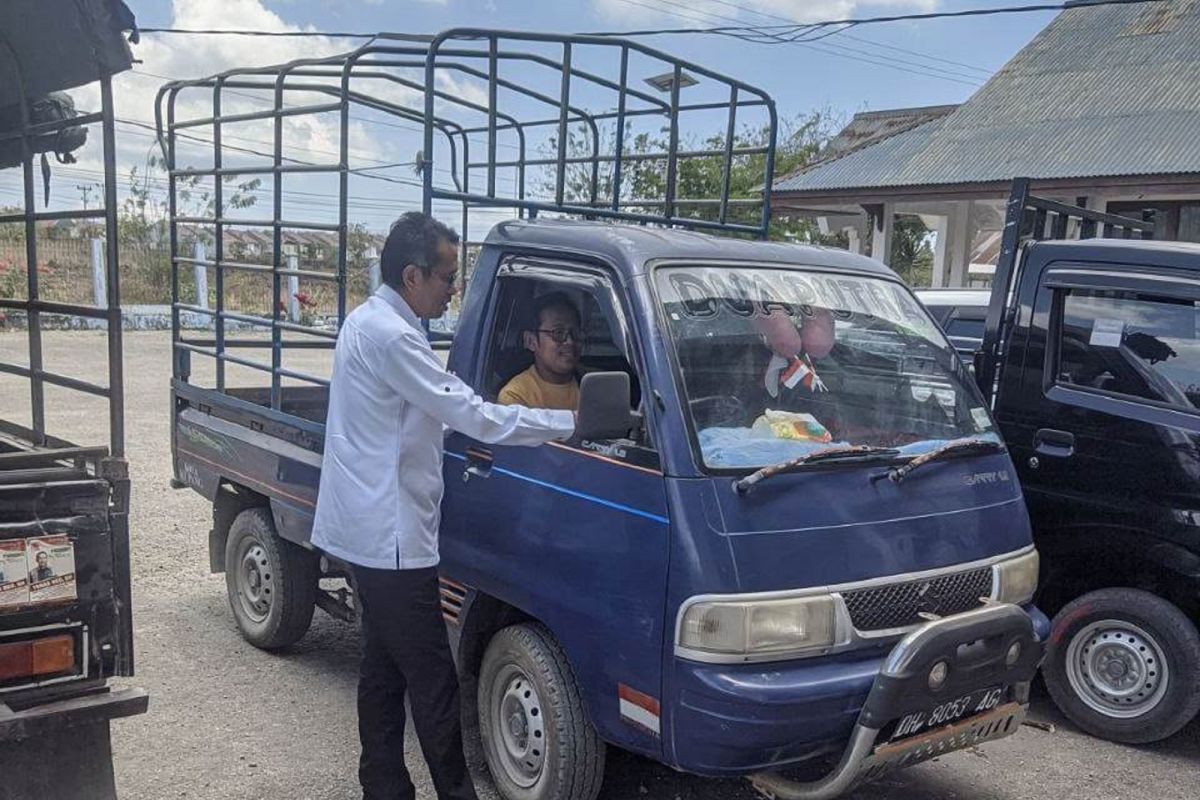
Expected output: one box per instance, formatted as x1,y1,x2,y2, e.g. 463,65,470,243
479,623,605,800
224,507,316,650
1044,588,1200,743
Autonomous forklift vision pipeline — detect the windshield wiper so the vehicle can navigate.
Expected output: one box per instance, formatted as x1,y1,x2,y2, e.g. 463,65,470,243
873,438,1005,485
733,445,901,495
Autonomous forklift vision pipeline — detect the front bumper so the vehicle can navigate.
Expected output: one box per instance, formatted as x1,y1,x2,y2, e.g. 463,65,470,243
669,604,1048,778
749,602,1043,800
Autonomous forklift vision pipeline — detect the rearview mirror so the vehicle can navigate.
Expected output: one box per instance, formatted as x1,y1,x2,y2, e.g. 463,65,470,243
576,372,641,441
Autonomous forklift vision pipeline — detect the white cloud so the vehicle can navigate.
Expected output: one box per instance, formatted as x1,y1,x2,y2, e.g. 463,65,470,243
20,0,448,231
591,0,939,26
60,0,370,173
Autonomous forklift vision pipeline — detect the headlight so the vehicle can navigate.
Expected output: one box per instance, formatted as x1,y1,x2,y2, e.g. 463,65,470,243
678,595,836,660
995,549,1039,605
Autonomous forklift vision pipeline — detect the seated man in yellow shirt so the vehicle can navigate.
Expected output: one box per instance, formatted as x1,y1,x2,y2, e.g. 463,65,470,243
498,292,582,410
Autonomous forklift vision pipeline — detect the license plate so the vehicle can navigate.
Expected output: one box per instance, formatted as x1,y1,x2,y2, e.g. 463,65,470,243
860,701,1026,783
888,685,1006,741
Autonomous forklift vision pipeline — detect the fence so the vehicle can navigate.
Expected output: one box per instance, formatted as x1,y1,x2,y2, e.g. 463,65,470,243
0,238,172,307
0,237,381,324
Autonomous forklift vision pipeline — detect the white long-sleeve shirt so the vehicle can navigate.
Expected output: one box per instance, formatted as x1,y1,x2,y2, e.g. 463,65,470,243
311,286,575,569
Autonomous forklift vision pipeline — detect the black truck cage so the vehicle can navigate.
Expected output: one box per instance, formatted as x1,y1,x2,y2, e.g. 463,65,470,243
0,7,129,458
154,28,777,412
975,177,1158,402
0,4,146,797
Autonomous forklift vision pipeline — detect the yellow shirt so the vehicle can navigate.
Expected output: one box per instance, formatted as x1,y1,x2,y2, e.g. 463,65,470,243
498,366,580,410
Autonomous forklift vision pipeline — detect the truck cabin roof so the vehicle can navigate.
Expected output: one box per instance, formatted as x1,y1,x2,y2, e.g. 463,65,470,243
483,218,898,280
1025,238,1200,271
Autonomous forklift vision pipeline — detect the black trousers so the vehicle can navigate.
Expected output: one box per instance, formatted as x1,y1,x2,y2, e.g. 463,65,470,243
354,565,478,800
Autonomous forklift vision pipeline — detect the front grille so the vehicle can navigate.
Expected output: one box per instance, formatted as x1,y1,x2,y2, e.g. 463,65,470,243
841,567,993,631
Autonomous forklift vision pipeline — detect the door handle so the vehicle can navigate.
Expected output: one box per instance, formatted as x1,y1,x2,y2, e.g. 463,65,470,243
1034,428,1075,458
462,446,494,482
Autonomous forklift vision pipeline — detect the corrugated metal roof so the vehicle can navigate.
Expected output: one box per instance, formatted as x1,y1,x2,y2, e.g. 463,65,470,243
814,104,958,163
774,0,1200,194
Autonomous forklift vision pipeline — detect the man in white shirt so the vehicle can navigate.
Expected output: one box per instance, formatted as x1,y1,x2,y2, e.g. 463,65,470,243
312,212,575,800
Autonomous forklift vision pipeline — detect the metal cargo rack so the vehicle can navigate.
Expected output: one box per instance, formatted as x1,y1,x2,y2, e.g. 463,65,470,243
976,176,1158,401
154,28,778,412
0,48,125,460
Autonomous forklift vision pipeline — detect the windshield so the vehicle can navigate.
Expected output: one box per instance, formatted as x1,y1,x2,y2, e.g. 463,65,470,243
654,265,999,470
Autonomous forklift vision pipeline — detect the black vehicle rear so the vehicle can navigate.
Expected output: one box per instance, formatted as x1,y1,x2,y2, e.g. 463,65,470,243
0,3,146,797
977,178,1200,744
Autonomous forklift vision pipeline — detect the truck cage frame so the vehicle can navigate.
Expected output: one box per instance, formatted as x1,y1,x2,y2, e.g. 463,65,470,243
153,28,778,413
0,43,125,461
976,176,1158,402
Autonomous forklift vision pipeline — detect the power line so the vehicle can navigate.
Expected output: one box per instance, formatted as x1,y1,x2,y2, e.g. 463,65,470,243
610,0,985,85
128,68,528,154
687,0,996,75
138,27,381,39
586,1,1161,37
136,3,1157,40
832,33,994,76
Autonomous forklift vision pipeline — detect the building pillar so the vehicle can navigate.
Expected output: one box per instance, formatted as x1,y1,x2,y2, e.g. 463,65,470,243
929,214,950,288
868,202,895,263
844,226,861,255
947,201,972,288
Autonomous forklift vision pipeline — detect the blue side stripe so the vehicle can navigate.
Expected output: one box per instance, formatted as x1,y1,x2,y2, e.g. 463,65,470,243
445,451,670,525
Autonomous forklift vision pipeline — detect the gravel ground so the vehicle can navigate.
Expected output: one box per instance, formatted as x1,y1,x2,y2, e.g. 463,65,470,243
2,329,1198,800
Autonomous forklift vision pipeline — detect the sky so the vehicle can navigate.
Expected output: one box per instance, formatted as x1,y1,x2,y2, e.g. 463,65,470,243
3,0,1065,235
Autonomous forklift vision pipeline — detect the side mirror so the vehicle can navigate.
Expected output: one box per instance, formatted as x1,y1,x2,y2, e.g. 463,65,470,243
576,372,641,441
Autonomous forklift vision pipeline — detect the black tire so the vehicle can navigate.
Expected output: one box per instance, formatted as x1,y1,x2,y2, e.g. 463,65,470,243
478,623,605,800
223,507,317,650
1043,588,1200,744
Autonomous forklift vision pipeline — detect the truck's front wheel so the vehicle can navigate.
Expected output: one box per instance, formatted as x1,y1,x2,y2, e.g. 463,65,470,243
478,623,605,800
224,507,317,650
1044,588,1200,743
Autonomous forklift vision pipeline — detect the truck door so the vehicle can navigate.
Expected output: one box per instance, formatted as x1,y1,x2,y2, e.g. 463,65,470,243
438,256,671,757
999,263,1200,539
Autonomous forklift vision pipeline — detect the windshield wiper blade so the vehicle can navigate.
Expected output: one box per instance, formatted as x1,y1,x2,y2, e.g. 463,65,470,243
875,438,1005,485
733,445,901,495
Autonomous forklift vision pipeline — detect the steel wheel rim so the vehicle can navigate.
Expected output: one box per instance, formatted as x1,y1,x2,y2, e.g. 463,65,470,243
235,538,274,624
1065,619,1169,719
489,664,546,788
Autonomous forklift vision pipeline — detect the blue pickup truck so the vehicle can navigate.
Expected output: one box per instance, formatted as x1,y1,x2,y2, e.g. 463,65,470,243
160,29,1046,800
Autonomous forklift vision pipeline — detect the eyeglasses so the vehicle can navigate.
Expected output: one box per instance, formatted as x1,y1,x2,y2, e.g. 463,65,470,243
536,327,586,345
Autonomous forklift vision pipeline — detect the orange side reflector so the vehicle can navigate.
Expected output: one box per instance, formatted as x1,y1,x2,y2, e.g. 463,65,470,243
0,635,74,682
31,635,75,676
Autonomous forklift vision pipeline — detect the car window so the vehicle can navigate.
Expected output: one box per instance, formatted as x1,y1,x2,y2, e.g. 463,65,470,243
946,317,985,341
1056,288,1200,412
484,266,655,457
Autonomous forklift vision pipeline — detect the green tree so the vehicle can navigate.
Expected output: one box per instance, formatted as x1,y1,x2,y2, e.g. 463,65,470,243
0,206,23,242
890,215,934,287
120,154,261,249
542,109,844,244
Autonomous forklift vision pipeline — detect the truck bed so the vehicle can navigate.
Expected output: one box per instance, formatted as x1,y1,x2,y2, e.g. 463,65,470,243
0,422,134,705
172,382,327,549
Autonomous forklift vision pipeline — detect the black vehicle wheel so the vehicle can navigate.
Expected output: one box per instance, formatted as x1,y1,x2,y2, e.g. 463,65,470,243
224,507,317,650
1044,588,1200,743
479,624,605,800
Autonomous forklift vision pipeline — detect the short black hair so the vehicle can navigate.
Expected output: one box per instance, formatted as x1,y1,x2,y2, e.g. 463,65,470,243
528,291,580,332
380,211,460,288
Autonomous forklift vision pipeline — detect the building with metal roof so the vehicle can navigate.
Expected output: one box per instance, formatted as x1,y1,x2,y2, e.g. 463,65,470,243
770,0,1200,288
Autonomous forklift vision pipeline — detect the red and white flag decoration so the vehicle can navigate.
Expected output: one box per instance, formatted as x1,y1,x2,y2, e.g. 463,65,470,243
766,353,827,398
